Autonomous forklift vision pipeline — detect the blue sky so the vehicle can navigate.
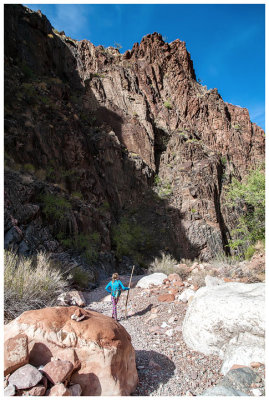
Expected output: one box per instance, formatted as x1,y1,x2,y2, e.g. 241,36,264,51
25,4,265,130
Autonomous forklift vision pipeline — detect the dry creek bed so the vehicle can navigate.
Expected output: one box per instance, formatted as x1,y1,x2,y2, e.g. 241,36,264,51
83,274,265,396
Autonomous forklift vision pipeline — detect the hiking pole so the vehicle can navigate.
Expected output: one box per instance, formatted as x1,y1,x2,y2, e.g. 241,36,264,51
125,265,135,319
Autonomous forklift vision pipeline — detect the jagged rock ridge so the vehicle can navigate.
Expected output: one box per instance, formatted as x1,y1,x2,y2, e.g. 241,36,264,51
4,5,265,274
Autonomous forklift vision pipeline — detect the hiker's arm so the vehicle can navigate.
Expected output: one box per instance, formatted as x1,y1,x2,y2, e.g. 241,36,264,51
119,281,130,291
105,282,112,293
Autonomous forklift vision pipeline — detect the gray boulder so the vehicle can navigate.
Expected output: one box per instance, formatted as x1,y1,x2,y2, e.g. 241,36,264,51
8,364,43,389
201,385,248,396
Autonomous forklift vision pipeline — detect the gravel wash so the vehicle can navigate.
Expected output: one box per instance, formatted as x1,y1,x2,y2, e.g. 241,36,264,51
84,275,225,396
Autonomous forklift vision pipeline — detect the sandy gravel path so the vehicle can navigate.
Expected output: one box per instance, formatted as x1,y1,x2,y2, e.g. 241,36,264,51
83,274,225,396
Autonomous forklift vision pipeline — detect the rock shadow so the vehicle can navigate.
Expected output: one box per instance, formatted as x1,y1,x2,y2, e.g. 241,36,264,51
71,371,102,396
134,349,176,395
127,303,153,318
29,342,53,367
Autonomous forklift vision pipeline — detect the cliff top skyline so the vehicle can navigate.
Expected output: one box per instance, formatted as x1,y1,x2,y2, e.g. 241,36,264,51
25,3,265,130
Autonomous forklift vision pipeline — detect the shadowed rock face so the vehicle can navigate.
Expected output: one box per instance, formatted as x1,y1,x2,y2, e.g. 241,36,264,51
4,5,265,268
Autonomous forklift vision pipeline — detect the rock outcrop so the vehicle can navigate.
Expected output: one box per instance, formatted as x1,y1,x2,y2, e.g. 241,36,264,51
4,306,138,395
182,282,265,374
4,4,265,270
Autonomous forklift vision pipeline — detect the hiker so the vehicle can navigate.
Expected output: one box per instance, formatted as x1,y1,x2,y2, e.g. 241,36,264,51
105,273,129,321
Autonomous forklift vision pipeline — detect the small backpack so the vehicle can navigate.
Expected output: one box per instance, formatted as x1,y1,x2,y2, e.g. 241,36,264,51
111,281,121,299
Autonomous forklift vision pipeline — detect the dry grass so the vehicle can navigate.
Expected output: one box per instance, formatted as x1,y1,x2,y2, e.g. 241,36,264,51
191,269,218,288
180,257,200,268
149,252,179,275
174,264,190,281
4,250,68,322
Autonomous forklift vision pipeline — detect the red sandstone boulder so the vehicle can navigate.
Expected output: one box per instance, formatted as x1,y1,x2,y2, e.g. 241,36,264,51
4,306,138,396
158,293,175,302
22,384,46,396
42,360,74,384
4,334,29,376
48,383,71,396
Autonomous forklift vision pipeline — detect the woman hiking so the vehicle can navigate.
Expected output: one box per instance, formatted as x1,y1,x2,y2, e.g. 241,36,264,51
105,273,129,321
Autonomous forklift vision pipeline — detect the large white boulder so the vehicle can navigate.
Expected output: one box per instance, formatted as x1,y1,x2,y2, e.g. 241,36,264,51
136,273,167,288
182,282,265,374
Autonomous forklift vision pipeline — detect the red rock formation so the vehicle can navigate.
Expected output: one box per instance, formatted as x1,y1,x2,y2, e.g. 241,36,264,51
4,306,138,396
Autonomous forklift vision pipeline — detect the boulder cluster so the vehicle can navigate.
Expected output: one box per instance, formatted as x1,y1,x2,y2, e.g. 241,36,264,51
135,268,265,378
4,306,138,396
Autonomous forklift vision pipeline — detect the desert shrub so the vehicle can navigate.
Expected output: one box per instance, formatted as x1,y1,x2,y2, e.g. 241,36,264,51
225,166,265,257
175,264,191,281
153,175,173,199
4,250,68,321
210,252,240,269
23,163,35,173
40,193,71,221
244,245,256,260
149,252,178,275
191,269,217,288
21,64,34,80
58,232,101,263
70,266,93,288
221,156,227,166
35,169,46,180
98,201,110,215
233,124,241,130
164,100,172,110
112,217,154,265
71,191,83,199
114,42,122,50
180,257,200,268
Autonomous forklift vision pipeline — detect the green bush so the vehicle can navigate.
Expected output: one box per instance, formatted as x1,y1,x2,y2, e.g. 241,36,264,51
112,217,153,265
226,166,265,257
221,156,227,166
21,64,35,80
70,266,93,288
4,250,68,321
71,191,83,199
23,163,35,173
244,245,256,260
233,124,241,130
40,193,71,221
154,175,173,199
58,232,101,263
164,100,172,110
98,201,110,214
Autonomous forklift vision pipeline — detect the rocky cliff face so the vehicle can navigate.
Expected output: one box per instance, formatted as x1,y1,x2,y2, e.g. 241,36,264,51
4,5,265,275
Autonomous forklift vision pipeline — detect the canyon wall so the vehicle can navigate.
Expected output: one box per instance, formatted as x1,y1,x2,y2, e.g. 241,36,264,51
4,5,265,275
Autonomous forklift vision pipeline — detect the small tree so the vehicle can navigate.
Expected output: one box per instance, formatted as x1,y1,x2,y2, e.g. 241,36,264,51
226,166,265,257
114,42,122,51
